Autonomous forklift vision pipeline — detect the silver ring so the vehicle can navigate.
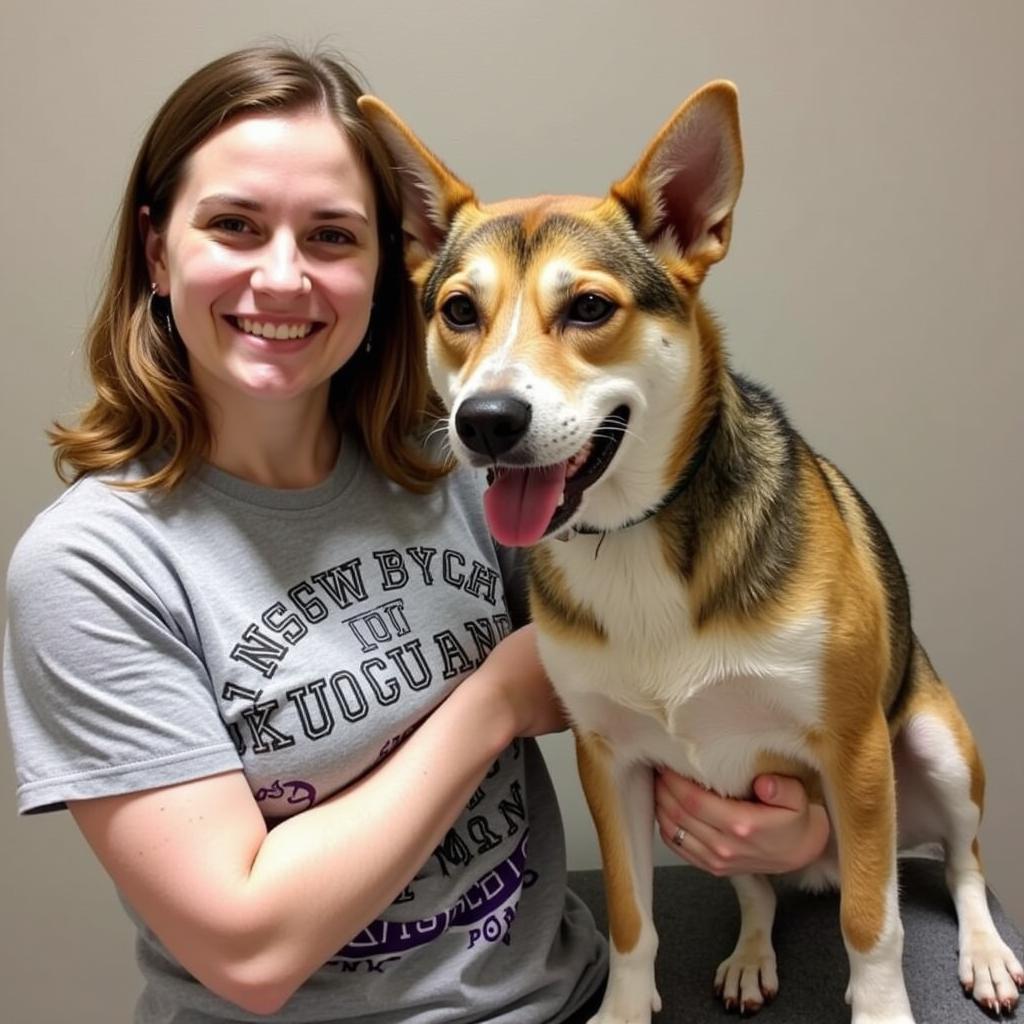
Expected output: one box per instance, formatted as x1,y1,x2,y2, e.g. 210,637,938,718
672,825,686,847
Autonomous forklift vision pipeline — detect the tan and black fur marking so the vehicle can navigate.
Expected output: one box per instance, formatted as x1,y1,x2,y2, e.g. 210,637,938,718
528,546,606,646
421,208,686,324
656,350,915,718
360,83,1022,1023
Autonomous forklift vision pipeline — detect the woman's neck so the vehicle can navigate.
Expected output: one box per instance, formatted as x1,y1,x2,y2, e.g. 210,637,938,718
203,388,341,489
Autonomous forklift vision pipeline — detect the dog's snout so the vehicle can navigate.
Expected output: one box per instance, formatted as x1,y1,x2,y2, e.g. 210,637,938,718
455,393,532,458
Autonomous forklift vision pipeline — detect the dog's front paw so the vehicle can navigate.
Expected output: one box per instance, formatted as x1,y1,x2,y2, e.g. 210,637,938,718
585,1004,657,1024
586,971,661,1024
850,1015,915,1024
846,965,915,1023
713,936,778,1015
959,927,1023,1015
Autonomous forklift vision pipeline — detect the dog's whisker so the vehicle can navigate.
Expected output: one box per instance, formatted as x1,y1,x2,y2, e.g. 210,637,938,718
424,420,453,446
592,426,644,447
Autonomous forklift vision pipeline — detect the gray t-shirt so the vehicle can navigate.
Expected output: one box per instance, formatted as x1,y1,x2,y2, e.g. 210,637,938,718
3,441,606,1023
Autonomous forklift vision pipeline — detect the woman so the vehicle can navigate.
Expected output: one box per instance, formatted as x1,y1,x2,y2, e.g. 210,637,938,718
3,45,828,1022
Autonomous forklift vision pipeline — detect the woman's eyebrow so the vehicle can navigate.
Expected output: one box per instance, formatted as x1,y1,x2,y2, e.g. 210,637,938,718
195,193,368,223
195,193,261,211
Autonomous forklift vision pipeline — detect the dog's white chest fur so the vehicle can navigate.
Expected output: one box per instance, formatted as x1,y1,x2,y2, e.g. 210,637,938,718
538,524,827,795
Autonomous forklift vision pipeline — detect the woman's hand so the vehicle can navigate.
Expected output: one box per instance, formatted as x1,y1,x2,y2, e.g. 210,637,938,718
466,623,569,740
655,770,830,876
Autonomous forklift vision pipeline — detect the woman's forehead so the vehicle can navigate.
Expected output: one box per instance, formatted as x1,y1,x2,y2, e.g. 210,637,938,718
176,110,374,212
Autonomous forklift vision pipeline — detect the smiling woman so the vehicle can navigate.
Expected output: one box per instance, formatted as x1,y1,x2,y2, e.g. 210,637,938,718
4,45,611,1023
141,109,381,477
48,47,439,494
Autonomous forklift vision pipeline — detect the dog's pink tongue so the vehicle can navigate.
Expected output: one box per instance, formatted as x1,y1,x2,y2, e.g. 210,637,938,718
484,463,568,547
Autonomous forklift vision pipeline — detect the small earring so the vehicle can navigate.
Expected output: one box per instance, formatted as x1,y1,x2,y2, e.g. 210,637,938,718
364,299,376,353
148,282,175,339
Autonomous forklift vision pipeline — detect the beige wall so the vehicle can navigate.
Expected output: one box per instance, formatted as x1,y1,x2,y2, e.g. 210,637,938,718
2,1,1022,1019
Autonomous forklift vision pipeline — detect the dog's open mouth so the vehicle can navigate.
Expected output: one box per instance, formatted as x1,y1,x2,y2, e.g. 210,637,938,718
482,405,630,547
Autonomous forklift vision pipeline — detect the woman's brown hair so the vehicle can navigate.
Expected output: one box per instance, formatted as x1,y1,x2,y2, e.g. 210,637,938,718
51,45,448,492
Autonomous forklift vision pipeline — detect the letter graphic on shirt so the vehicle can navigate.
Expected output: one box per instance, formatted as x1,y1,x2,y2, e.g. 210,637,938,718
312,559,368,609
344,599,408,653
285,678,335,740
373,549,409,590
261,601,308,644
288,581,329,623
385,639,431,691
464,617,498,667
433,630,474,680
255,779,317,812
229,624,289,678
383,599,411,635
328,834,532,967
222,682,296,753
498,781,526,836
467,815,504,854
406,546,437,585
433,828,474,877
442,550,466,588
463,561,500,606
361,657,400,705
329,671,369,723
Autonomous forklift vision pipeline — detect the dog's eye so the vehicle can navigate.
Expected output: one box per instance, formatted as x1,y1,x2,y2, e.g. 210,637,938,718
567,293,616,326
441,294,479,329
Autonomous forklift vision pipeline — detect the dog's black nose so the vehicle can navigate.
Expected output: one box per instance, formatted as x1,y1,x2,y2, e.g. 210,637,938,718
455,393,532,457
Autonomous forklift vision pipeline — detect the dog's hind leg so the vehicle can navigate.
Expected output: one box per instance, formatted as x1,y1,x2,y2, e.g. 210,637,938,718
893,643,1022,1015
576,733,660,1024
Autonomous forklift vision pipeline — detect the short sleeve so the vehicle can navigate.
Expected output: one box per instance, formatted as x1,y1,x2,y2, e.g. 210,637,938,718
3,503,241,814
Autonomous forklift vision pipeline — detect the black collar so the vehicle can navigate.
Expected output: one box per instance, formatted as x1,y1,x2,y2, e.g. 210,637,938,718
571,408,720,538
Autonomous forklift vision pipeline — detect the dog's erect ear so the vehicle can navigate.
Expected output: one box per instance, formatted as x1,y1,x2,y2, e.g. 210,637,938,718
611,81,743,278
358,96,476,273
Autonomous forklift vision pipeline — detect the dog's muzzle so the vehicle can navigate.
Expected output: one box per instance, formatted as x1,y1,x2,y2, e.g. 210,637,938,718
453,394,631,547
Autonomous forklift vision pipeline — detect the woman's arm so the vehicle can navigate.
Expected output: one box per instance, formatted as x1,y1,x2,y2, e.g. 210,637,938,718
69,624,561,1016
654,769,831,876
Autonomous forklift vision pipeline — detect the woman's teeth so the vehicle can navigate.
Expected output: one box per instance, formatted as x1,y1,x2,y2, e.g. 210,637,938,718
237,318,313,340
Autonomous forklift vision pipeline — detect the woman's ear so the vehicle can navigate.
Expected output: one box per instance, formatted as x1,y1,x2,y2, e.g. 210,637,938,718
139,206,169,294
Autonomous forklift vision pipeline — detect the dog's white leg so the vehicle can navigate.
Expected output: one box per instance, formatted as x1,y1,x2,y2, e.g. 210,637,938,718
821,710,916,1024
840,869,915,1024
714,873,778,1013
946,842,1024,1015
896,709,1023,1014
576,734,660,1024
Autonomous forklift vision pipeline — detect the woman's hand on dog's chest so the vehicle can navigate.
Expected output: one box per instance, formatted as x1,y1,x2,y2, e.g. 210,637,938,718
654,770,831,877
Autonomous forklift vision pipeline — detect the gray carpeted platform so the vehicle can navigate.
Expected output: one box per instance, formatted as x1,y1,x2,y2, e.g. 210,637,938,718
569,857,1023,1022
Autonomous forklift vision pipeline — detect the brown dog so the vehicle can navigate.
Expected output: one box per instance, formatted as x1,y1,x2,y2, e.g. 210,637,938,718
361,83,1022,1022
